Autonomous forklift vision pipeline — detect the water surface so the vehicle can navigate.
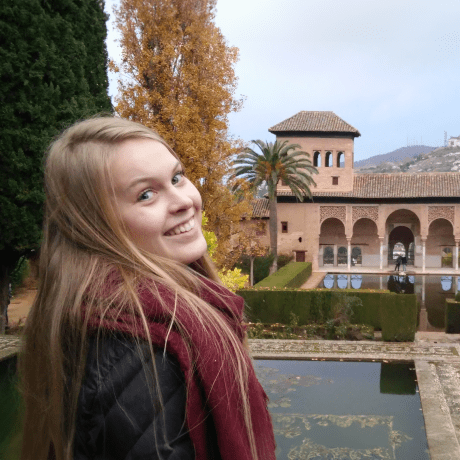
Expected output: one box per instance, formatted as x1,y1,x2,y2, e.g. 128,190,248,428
255,359,429,460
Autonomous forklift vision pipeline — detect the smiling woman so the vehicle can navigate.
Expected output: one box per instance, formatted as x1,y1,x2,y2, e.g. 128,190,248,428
18,116,275,460
111,139,207,265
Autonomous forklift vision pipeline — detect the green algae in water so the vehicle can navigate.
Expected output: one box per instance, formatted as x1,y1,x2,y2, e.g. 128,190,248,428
255,360,429,460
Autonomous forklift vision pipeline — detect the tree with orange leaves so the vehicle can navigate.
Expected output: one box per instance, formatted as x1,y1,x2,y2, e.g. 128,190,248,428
112,0,248,267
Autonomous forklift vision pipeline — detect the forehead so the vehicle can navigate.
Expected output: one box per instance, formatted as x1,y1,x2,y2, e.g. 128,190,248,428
111,139,178,187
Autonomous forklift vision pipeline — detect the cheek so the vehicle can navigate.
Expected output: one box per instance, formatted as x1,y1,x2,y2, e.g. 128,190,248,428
124,212,163,244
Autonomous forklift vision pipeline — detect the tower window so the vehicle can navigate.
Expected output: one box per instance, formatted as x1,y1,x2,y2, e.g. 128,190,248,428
281,221,288,233
337,151,345,168
325,151,333,167
313,151,321,167
332,177,339,185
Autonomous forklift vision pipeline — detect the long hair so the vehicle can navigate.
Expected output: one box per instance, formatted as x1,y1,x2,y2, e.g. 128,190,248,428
18,116,258,460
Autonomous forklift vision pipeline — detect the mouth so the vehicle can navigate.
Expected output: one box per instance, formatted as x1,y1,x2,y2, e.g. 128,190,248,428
164,216,196,236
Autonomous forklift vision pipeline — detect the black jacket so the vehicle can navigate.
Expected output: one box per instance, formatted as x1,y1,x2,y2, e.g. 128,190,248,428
73,333,195,460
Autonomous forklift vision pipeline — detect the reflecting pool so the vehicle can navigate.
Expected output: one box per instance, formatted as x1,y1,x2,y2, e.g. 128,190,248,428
255,360,429,460
318,274,459,331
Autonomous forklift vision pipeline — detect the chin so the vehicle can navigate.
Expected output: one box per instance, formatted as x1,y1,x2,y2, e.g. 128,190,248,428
176,240,208,265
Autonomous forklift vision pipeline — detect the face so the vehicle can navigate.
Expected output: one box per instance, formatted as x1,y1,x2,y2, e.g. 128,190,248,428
111,138,208,265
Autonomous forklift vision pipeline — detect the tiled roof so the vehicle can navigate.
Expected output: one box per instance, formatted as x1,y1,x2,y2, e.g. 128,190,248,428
269,111,361,136
251,198,269,217
277,173,460,199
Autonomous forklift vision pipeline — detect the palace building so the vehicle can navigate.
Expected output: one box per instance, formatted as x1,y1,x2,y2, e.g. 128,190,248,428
258,111,460,271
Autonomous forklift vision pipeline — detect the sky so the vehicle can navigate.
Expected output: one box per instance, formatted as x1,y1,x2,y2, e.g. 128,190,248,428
104,0,460,162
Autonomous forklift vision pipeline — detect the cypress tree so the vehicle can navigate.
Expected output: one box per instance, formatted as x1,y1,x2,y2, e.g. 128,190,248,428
0,0,112,332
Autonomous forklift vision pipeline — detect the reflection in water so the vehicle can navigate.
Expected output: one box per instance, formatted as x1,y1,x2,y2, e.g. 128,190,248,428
319,274,458,330
323,274,334,289
441,276,453,291
255,360,428,460
351,275,363,289
387,275,414,295
337,274,348,289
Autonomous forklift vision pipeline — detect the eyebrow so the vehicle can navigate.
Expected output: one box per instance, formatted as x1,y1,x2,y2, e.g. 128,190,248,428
124,161,182,191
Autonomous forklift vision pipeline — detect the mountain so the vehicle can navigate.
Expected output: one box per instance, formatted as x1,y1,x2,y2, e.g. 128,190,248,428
354,145,460,174
354,145,438,169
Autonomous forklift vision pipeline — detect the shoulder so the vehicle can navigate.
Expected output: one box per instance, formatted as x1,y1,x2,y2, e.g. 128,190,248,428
75,333,194,459
79,332,187,413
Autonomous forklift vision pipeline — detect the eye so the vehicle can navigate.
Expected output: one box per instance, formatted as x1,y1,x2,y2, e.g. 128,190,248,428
172,170,184,185
138,190,154,202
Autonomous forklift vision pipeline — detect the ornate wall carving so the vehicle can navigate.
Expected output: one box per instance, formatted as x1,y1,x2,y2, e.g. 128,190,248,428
352,206,379,224
428,206,455,225
320,206,346,225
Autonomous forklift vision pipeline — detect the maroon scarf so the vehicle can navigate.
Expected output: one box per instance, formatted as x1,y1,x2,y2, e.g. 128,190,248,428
84,277,276,460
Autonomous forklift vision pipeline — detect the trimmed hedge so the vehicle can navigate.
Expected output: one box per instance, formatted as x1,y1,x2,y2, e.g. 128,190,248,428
254,262,312,289
445,299,460,333
238,288,417,342
380,293,417,342
239,288,385,328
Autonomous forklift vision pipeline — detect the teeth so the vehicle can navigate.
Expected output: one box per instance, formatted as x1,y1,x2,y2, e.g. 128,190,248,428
167,217,195,236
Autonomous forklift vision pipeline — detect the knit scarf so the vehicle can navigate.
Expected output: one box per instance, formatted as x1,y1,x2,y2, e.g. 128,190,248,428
84,277,276,460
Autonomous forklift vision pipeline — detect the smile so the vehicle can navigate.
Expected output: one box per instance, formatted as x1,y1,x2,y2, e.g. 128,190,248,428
165,217,195,236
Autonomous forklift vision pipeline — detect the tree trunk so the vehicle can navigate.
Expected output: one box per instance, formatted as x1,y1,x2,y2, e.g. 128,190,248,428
0,250,18,334
268,194,278,274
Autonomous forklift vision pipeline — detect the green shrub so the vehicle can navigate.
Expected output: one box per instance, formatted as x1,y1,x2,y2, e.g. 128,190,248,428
254,262,312,289
236,253,294,285
380,293,417,341
455,292,460,302
239,287,417,341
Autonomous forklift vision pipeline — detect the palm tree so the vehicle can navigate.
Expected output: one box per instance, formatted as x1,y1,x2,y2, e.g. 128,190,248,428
233,140,318,273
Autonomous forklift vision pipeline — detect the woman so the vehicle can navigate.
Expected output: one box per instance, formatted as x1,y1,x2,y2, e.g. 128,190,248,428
19,116,276,460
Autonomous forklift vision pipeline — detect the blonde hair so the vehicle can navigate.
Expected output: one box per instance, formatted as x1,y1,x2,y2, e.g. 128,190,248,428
19,116,258,460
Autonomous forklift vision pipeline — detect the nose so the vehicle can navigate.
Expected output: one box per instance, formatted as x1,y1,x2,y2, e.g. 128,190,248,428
168,185,194,214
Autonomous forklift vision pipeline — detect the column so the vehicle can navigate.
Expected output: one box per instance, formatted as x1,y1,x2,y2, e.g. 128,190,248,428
422,274,426,305
455,241,459,271
347,239,351,270
313,236,320,271
334,244,337,266
419,275,427,331
379,237,384,270
347,274,351,288
422,238,426,272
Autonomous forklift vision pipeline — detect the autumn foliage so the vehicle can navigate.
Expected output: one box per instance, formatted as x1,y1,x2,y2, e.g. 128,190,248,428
112,0,249,267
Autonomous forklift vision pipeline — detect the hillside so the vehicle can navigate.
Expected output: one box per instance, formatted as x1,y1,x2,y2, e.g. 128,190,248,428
356,146,460,174
354,145,437,169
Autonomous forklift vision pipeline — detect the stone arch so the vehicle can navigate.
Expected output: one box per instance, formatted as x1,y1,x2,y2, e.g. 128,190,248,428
320,217,346,239
319,217,346,266
351,218,379,266
385,209,420,265
428,206,455,228
313,151,321,167
388,226,415,264
352,218,378,235
427,218,455,268
320,206,346,227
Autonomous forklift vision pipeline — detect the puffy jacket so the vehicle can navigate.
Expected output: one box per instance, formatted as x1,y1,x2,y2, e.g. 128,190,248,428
73,333,220,459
